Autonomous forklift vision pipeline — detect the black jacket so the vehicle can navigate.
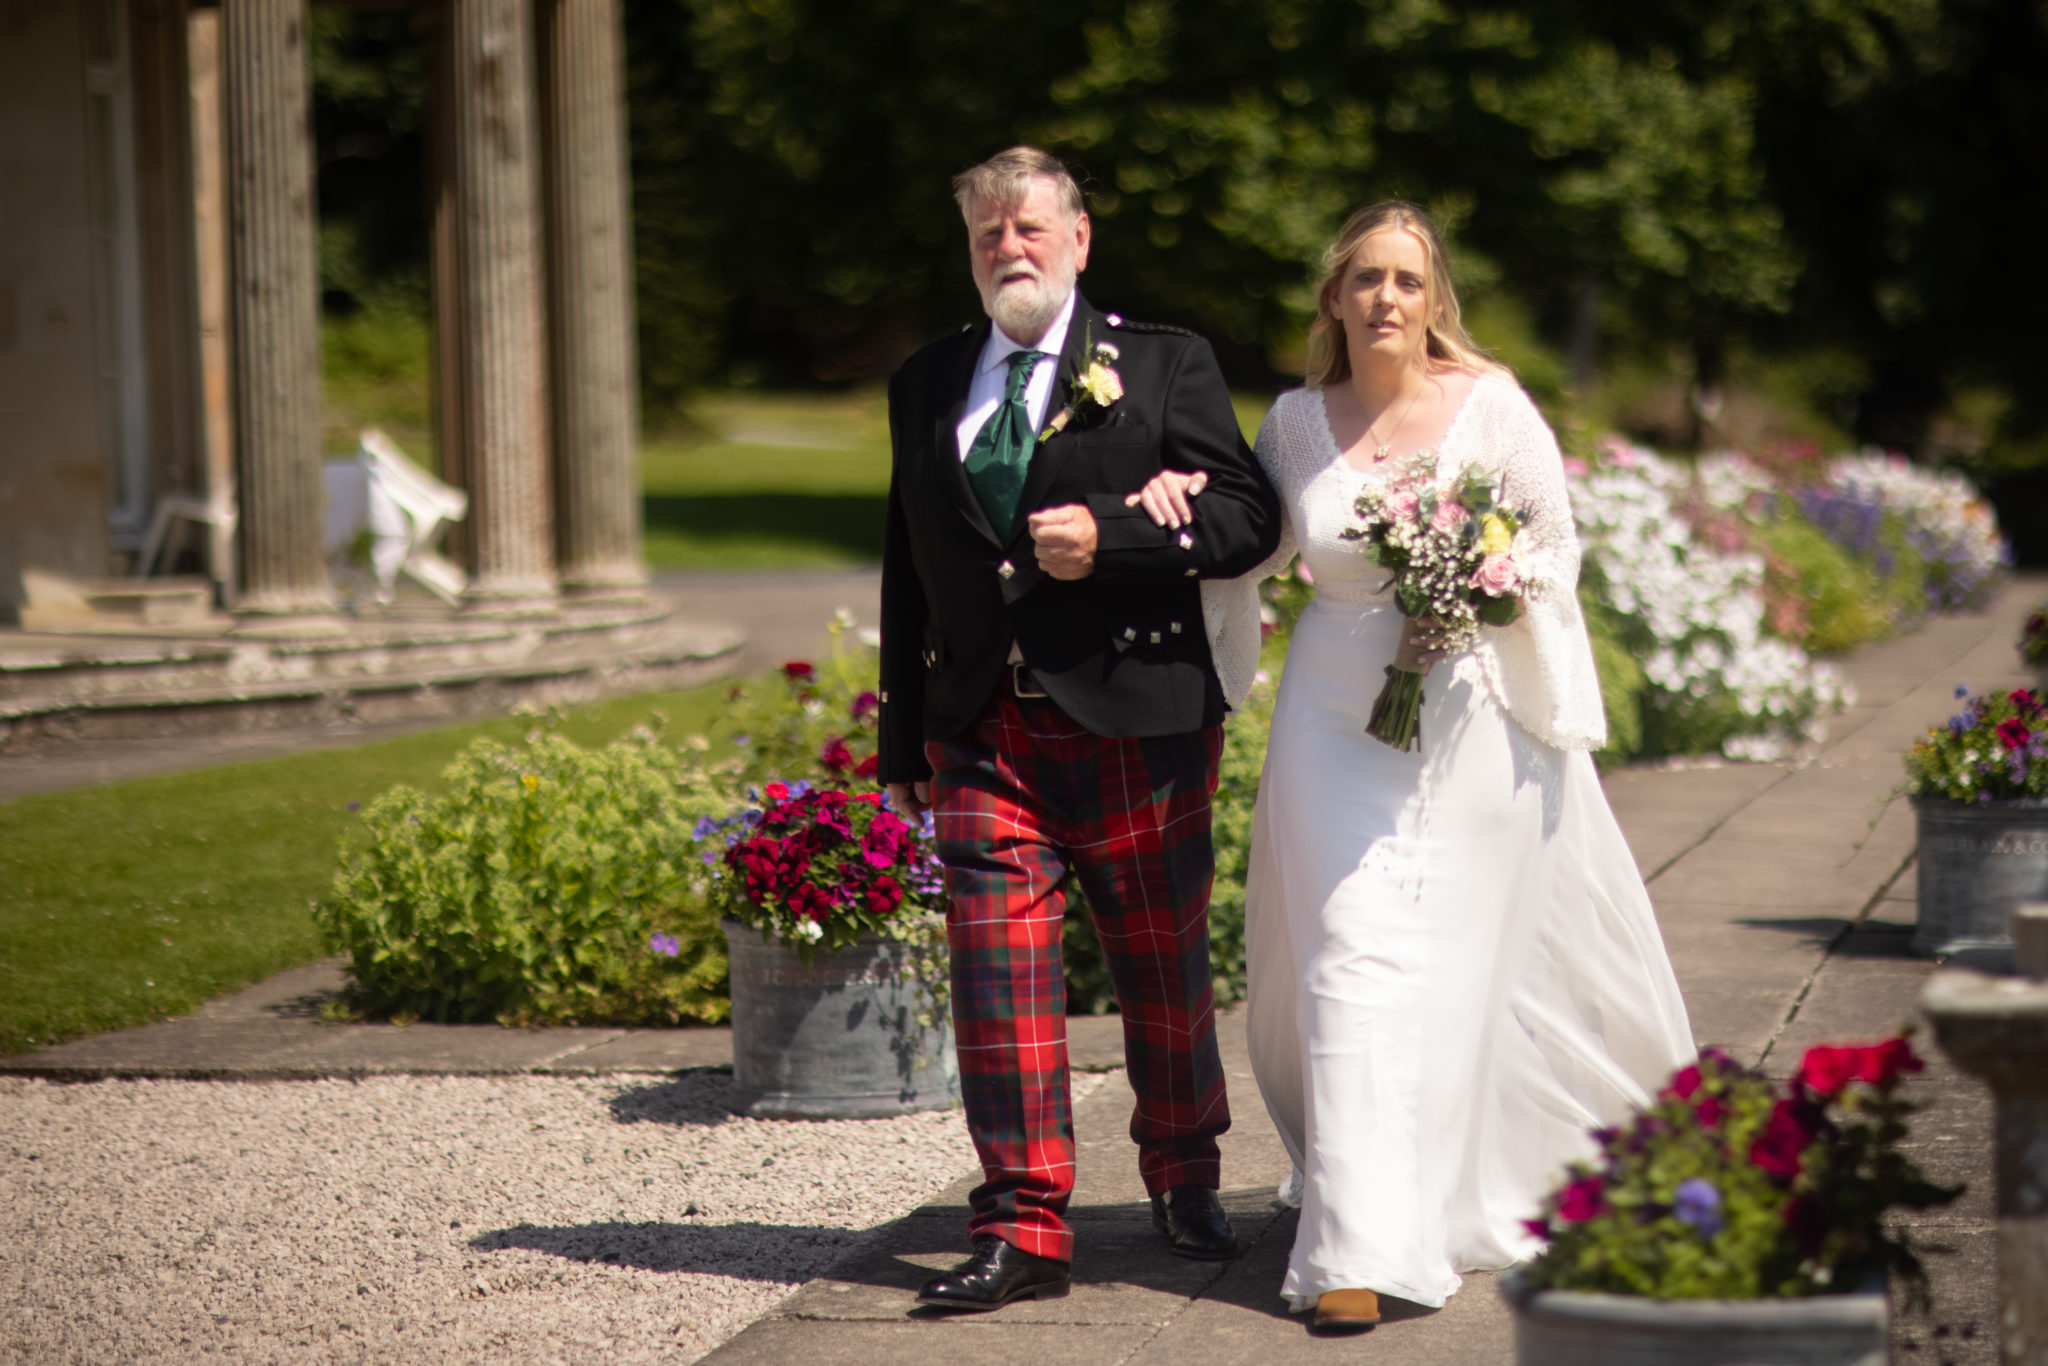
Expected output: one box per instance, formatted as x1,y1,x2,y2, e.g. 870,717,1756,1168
877,295,1283,783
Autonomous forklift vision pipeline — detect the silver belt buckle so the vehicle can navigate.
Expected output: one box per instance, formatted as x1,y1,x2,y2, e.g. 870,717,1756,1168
1011,662,1048,699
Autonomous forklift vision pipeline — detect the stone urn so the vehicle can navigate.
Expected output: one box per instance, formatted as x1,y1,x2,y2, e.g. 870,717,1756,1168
1910,796,2048,959
721,918,958,1120
1498,1267,1887,1366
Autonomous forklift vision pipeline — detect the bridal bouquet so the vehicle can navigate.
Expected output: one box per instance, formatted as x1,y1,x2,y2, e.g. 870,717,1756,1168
1342,457,1530,750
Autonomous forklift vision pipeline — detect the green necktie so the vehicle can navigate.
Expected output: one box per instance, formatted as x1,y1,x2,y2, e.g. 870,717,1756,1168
963,348,1048,537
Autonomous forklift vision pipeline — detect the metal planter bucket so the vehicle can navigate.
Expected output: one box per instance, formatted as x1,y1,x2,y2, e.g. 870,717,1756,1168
1499,1268,1886,1366
1911,797,2048,959
721,918,959,1120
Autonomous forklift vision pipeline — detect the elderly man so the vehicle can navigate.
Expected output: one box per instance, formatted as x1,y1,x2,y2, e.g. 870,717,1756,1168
878,145,1283,1310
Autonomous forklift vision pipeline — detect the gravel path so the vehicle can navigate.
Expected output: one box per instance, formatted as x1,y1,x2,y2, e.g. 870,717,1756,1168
2,1070,1106,1364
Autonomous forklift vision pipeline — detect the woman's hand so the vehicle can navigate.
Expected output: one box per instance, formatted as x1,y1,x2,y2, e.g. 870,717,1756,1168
1395,615,1459,672
1124,469,1208,529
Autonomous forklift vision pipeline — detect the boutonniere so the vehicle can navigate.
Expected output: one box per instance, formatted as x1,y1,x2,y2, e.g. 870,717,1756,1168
1040,334,1123,442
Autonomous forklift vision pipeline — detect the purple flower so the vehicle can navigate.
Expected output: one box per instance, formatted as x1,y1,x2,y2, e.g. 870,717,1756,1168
347,801,361,812
1674,1178,1723,1238
649,933,681,958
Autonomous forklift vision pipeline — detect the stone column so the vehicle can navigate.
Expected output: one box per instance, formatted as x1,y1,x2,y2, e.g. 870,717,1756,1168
221,0,339,634
540,0,646,602
1923,969,2048,1365
447,0,557,616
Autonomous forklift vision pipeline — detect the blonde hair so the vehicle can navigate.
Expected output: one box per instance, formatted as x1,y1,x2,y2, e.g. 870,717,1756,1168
1304,201,1508,387
952,146,1086,224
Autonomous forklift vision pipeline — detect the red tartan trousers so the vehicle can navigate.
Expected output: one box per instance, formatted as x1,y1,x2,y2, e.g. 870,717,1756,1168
926,682,1231,1263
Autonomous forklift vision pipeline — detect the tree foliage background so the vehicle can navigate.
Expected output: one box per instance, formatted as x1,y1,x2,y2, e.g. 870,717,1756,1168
310,0,2048,548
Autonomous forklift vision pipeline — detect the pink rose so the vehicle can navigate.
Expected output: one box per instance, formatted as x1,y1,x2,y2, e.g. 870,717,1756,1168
1431,500,1468,536
1383,489,1420,525
1471,553,1520,597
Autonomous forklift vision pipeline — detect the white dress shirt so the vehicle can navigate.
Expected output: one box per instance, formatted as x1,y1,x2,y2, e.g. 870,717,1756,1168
954,290,1075,462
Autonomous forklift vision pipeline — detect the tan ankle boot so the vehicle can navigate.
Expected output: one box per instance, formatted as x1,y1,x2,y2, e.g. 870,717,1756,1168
1313,1287,1382,1329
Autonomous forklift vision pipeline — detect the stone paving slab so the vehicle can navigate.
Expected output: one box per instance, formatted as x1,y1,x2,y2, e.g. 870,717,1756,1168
0,954,1136,1080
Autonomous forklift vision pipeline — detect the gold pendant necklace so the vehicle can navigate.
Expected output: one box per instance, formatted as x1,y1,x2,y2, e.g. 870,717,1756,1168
1368,382,1426,462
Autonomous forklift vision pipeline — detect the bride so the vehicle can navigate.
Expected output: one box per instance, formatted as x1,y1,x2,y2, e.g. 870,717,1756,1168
1129,201,1694,1330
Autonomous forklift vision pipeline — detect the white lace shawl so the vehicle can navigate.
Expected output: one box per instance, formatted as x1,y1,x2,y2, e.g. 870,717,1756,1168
1203,377,1608,752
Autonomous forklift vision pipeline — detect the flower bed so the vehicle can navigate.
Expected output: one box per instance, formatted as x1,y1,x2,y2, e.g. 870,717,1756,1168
1567,442,1851,762
1565,439,2010,765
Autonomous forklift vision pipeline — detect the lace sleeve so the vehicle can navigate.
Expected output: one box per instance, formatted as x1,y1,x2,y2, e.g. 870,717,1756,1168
1470,381,1608,751
1203,400,1298,707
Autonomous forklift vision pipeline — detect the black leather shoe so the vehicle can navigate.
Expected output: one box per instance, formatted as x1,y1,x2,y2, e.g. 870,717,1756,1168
916,1233,1071,1311
1151,1184,1238,1260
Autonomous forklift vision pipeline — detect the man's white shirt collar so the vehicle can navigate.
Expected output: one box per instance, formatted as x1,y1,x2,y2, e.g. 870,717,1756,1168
975,290,1076,379
957,291,1077,464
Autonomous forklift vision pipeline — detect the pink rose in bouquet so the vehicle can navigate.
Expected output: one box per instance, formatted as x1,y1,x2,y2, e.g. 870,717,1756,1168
1472,552,1521,597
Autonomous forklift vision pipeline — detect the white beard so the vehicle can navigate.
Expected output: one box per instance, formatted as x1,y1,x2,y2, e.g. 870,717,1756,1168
983,260,1075,345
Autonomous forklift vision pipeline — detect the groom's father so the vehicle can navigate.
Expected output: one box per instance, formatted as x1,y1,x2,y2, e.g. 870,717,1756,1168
879,146,1283,1311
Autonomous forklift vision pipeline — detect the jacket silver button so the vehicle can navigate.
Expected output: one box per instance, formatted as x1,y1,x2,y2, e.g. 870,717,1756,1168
1170,621,1182,634
997,560,1015,579
1177,531,1194,550
879,691,889,703
1149,631,1162,644
1123,627,1137,641
1184,567,1197,577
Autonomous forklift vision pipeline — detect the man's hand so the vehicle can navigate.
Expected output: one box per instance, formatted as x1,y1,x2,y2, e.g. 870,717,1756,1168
1027,504,1097,580
886,781,932,818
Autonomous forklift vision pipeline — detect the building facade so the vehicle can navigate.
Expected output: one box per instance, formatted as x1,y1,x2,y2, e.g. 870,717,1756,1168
0,0,644,631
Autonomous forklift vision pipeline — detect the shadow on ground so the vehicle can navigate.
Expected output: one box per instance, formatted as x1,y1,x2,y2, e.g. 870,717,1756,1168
472,1219,862,1280
606,1068,740,1128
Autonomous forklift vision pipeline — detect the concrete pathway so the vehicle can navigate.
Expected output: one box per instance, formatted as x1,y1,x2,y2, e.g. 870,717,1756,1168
4,574,2037,1365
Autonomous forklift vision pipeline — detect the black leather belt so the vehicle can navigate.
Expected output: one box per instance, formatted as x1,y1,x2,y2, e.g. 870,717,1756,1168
1008,662,1049,699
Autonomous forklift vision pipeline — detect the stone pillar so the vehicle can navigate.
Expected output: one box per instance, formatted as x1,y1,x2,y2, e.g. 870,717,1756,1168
540,0,646,602
1923,969,2048,1365
220,0,339,634
446,0,557,616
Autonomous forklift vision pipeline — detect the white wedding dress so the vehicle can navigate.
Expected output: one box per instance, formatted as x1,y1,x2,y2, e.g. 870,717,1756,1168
1230,380,1695,1312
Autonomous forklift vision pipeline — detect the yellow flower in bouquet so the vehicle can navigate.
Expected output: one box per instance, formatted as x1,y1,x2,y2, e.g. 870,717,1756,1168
1479,512,1514,556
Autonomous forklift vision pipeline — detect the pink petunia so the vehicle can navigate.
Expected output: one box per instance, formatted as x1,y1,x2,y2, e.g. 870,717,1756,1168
1556,1176,1607,1222
1661,1064,1704,1101
1750,1099,1820,1179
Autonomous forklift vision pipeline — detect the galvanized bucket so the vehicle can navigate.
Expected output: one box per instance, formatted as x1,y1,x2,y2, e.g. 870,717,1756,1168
1912,797,2048,958
721,918,959,1120
1499,1267,1886,1366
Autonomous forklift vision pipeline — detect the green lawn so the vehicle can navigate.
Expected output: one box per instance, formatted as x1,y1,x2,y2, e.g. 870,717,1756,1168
0,681,737,1057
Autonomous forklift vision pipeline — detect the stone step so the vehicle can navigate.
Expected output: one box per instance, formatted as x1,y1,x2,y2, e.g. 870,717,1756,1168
16,574,226,635
0,613,743,748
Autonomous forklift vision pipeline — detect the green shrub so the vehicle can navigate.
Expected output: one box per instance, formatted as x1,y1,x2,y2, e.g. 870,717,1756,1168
1581,580,1646,768
1748,513,1917,655
319,728,738,1025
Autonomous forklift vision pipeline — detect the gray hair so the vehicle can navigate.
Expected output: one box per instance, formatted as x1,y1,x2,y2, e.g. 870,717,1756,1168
952,146,1086,224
